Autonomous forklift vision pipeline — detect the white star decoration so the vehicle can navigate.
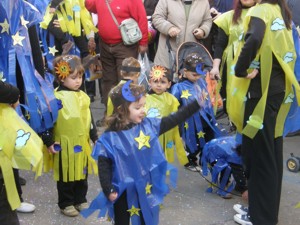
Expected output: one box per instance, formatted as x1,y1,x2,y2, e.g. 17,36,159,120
20,16,29,29
48,46,59,56
12,32,25,46
0,19,9,34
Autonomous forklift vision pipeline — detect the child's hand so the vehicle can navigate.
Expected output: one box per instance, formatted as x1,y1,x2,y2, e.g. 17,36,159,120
194,84,205,108
108,192,118,202
246,69,259,79
47,142,60,154
49,7,56,14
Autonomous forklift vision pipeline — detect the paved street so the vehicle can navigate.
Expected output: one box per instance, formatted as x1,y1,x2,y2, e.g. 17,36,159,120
17,94,300,225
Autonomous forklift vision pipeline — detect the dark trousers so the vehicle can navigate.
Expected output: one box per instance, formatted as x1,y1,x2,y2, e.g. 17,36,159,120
114,191,145,225
47,16,89,57
242,93,284,225
57,179,88,209
13,169,23,202
99,41,138,107
0,179,20,225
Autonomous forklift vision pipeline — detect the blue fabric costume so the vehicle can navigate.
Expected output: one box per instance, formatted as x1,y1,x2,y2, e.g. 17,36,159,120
171,78,222,153
82,118,177,225
201,135,242,197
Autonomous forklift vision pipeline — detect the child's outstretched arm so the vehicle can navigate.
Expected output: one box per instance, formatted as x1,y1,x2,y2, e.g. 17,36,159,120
159,100,200,135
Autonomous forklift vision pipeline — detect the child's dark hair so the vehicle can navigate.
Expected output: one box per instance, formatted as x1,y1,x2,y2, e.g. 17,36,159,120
105,82,145,131
52,55,84,82
183,53,203,71
120,57,141,78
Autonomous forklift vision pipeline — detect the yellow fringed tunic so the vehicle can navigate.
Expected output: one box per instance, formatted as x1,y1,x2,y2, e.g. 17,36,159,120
47,90,97,182
214,9,250,113
40,0,98,37
0,104,43,210
145,92,188,165
228,3,300,139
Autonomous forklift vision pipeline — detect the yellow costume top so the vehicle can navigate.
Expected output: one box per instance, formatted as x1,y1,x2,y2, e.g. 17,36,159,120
228,3,300,138
0,104,43,210
145,92,188,165
47,90,97,182
214,9,250,112
41,0,97,37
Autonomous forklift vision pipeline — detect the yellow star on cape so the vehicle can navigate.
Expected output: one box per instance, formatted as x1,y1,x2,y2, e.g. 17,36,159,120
197,131,205,138
12,32,25,46
134,130,150,150
181,90,192,99
20,16,29,29
127,205,141,216
0,19,9,34
184,122,189,130
48,46,59,56
145,183,152,194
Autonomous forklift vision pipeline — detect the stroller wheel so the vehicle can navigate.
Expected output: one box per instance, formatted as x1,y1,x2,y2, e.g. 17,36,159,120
286,157,300,172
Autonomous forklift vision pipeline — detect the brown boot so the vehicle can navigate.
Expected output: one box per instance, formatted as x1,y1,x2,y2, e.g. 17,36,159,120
62,40,74,55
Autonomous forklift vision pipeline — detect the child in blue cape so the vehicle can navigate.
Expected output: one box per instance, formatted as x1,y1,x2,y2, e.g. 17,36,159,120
171,52,222,172
82,80,204,225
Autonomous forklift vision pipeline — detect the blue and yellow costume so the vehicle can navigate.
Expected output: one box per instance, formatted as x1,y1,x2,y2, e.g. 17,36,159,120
171,78,221,153
45,90,98,181
41,0,97,37
84,118,176,225
0,104,43,210
145,92,188,165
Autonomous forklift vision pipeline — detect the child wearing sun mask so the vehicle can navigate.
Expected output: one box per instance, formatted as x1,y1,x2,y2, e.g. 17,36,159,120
42,55,98,217
145,65,188,166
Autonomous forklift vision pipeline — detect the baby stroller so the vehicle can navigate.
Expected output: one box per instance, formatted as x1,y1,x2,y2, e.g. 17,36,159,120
172,41,223,112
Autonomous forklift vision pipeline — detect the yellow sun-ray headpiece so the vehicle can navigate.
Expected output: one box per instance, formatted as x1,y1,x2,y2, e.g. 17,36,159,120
54,55,77,80
150,65,167,81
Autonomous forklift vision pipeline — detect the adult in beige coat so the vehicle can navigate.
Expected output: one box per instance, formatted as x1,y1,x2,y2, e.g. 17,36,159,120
152,0,212,69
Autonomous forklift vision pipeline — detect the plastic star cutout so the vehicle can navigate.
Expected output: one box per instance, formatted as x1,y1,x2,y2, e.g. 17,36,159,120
127,205,141,217
184,122,189,130
0,19,9,34
48,46,59,56
150,65,167,81
197,131,205,138
20,16,29,29
12,32,25,46
134,130,150,150
181,90,192,99
145,183,152,194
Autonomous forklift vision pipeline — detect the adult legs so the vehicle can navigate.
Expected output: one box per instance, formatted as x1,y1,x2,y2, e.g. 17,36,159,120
242,93,284,225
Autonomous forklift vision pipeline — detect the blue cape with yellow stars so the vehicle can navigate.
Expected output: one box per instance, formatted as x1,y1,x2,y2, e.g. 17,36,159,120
81,118,177,225
171,78,222,153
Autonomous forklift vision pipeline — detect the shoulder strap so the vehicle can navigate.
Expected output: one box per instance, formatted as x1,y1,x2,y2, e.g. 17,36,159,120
106,1,119,28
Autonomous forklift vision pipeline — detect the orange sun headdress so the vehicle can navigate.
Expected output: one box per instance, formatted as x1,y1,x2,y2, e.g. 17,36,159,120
150,65,167,81
55,61,71,80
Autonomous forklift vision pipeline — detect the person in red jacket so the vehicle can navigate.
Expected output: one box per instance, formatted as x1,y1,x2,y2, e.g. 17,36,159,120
85,0,148,112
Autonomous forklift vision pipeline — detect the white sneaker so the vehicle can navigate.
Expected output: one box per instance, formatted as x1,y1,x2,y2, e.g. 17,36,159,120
17,202,36,213
233,204,248,215
234,214,252,225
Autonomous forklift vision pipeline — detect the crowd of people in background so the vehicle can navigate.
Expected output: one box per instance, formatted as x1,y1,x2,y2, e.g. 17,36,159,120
1,0,300,225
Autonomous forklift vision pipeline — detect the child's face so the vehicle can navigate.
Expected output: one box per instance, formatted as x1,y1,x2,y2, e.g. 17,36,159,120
61,69,83,91
128,96,146,124
149,77,171,95
184,69,201,83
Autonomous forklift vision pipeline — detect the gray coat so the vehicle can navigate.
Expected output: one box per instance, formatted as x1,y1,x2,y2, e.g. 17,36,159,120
152,0,212,68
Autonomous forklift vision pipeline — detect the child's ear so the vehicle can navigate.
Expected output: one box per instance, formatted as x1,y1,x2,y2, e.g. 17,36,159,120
167,81,172,88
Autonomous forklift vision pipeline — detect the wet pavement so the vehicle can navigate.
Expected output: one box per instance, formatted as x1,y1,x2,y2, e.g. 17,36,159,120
17,94,300,225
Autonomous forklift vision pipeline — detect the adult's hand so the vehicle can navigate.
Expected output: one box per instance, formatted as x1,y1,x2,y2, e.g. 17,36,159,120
209,67,221,80
139,45,148,54
193,28,205,39
168,27,180,37
108,192,118,202
88,38,96,52
246,69,259,79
